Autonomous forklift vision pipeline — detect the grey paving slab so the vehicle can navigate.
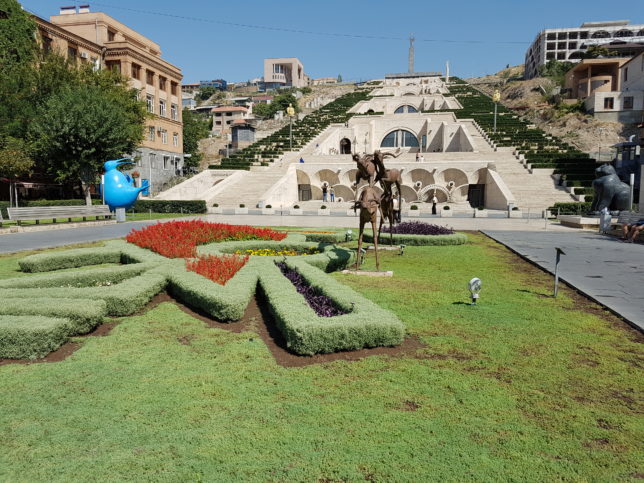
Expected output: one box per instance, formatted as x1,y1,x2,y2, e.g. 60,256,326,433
483,230,644,332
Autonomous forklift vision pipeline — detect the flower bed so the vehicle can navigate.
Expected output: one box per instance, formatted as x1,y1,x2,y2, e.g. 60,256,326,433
382,221,454,235
126,220,286,258
276,262,347,317
186,254,249,285
235,247,321,257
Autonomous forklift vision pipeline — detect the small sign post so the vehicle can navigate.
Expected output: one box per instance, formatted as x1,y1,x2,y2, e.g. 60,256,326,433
554,247,566,297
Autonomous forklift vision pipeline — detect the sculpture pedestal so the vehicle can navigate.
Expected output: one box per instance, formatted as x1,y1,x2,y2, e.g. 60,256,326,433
115,208,126,223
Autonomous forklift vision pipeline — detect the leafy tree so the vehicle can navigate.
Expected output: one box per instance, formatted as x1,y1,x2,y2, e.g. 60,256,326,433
537,60,574,86
0,137,34,206
584,45,619,59
252,102,273,119
29,82,147,205
182,109,210,168
337,74,343,83
196,86,217,102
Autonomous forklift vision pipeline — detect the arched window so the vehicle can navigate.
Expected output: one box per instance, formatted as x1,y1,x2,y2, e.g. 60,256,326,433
638,29,644,37
394,105,418,114
568,51,584,59
380,129,419,148
591,30,610,38
614,29,634,37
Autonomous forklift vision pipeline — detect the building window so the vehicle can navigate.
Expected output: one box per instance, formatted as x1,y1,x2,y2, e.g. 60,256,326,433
161,130,168,144
394,105,418,114
624,67,628,82
273,64,284,74
163,155,170,170
148,126,155,141
226,112,233,116
106,61,120,73
171,104,178,120
131,63,141,80
579,31,588,39
546,52,555,60
107,29,116,41
623,96,634,109
603,97,614,110
569,32,578,39
557,42,566,49
67,45,77,59
215,121,221,125
146,70,154,85
547,43,555,51
159,76,166,91
591,30,610,39
568,42,577,49
557,52,565,60
173,132,179,147
146,95,154,114
170,82,177,96
149,153,156,169
159,99,166,117
546,33,556,40
557,32,567,40
42,36,53,53
380,129,419,148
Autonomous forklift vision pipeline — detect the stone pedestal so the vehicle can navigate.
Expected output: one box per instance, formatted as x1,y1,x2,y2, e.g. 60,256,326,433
115,208,126,223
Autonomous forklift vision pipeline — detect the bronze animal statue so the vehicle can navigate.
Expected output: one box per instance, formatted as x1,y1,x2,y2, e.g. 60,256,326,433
352,149,402,201
353,186,381,271
378,190,396,246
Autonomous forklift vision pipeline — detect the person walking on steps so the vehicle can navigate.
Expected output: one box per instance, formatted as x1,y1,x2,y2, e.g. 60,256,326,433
322,184,328,202
432,193,438,215
330,187,335,202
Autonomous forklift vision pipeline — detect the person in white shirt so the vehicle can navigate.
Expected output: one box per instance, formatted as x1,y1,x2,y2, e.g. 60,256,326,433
431,193,438,215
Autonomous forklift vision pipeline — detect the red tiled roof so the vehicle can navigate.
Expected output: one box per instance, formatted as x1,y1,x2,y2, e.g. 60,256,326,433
211,106,248,112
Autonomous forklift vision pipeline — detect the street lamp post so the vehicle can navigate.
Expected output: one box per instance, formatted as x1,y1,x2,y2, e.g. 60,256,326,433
286,103,295,150
492,89,501,134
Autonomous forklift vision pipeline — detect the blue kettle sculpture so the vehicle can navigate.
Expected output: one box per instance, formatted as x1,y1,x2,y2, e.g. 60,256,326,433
103,158,149,211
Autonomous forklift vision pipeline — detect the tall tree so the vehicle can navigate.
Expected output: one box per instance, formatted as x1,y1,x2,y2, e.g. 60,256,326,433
29,80,147,205
0,137,34,207
182,109,210,168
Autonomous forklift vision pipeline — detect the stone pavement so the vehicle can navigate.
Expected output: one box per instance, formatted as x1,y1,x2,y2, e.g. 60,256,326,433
0,214,577,254
483,230,644,332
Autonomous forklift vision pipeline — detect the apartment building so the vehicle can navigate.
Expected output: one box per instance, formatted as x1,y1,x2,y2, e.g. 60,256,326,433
211,106,249,135
525,20,644,80
263,58,307,90
44,5,183,193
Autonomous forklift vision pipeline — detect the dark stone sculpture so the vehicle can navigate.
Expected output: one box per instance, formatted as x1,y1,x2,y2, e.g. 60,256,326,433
590,164,631,214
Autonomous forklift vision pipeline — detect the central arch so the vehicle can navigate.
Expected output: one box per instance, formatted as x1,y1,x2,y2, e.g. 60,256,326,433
394,104,418,114
339,138,352,154
380,129,419,148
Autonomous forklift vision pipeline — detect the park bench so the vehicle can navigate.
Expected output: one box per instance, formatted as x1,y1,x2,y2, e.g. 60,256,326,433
7,205,113,225
611,210,644,241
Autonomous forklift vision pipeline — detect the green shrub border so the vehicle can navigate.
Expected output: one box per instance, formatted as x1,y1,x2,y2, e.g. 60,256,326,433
363,232,468,246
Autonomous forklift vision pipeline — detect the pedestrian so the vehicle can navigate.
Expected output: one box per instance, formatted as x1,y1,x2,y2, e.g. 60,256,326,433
393,196,401,223
330,187,335,202
415,152,420,162
420,154,425,163
299,157,304,163
322,184,328,202
431,193,438,215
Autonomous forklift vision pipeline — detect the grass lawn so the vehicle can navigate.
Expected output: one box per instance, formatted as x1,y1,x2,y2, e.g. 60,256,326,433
0,233,641,481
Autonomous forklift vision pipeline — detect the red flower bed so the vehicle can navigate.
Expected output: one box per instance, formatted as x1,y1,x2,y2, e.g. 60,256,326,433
126,220,287,258
186,254,249,285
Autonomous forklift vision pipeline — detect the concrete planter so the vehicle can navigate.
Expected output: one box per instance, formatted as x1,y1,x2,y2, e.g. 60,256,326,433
440,209,453,217
408,209,421,217
474,210,488,218
209,207,222,214
317,209,330,216
509,210,523,218
289,209,303,216
235,207,248,215
261,208,275,215
346,209,358,217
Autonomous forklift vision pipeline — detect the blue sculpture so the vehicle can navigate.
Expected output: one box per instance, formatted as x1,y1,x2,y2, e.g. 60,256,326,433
103,158,149,211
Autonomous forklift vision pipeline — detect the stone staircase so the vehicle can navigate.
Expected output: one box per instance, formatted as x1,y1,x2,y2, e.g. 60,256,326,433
209,166,290,207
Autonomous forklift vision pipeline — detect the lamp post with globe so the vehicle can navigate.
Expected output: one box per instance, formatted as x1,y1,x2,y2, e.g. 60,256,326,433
492,89,501,134
286,103,295,150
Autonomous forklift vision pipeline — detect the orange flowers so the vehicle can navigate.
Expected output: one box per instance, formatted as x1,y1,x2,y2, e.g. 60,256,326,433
126,220,286,258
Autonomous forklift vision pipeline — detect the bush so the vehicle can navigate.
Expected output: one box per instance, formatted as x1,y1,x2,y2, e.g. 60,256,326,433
365,232,468,246
293,205,300,209
443,206,450,210
320,205,327,209
212,203,219,207
512,206,520,211
382,221,454,235
410,205,419,210
239,203,245,208
0,315,71,359
549,201,592,214
132,200,206,214
265,205,272,209
19,248,122,272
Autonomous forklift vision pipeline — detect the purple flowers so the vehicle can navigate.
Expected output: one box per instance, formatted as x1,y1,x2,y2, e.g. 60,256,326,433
276,262,348,317
382,221,454,235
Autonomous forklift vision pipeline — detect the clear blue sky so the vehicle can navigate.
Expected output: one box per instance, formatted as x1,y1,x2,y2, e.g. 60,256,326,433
21,0,643,83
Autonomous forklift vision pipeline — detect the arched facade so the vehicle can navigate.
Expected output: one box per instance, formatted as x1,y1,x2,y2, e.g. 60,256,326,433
394,104,418,114
315,169,340,187
380,129,420,148
614,29,634,37
339,137,352,154
591,30,610,38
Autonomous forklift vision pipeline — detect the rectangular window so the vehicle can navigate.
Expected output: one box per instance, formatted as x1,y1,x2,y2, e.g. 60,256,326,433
546,33,556,40
107,29,116,41
624,67,628,82
163,155,170,170
170,82,177,96
159,99,166,117
557,52,565,60
557,42,566,50
146,70,154,85
131,63,141,80
42,36,53,53
173,132,179,147
171,104,178,120
604,97,614,110
149,153,156,169
623,96,634,109
159,76,166,91
161,130,168,144
579,31,588,39
106,61,120,73
146,95,154,114
148,126,155,141
546,52,555,60
67,45,77,59
569,32,578,39
547,43,556,51
215,121,221,125
568,42,577,49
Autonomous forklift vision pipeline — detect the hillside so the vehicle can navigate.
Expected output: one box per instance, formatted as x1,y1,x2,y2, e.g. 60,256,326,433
466,66,637,156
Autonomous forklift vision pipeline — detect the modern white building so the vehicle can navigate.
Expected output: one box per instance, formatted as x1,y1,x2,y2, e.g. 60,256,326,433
524,20,644,80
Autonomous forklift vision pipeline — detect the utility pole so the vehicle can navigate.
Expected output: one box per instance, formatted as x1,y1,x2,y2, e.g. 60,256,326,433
408,34,415,74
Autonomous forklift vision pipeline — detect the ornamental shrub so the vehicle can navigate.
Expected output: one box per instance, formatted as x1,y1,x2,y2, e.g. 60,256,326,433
0,315,71,359
443,206,450,210
410,204,419,210
186,254,249,285
132,200,206,214
381,221,454,235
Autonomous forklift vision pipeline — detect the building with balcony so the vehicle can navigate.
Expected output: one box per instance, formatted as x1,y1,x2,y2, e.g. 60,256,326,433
263,58,307,90
524,20,644,80
211,106,249,134
46,5,184,193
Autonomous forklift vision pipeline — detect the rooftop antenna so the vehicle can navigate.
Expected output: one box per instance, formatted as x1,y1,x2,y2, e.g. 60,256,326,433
408,34,415,73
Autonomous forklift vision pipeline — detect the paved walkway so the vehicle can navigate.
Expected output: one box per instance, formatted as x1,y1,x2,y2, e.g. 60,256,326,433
483,230,644,332
0,214,577,254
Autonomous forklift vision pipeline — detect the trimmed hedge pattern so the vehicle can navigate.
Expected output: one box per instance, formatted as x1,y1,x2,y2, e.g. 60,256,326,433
2,234,404,358
363,232,468,246
132,200,207,214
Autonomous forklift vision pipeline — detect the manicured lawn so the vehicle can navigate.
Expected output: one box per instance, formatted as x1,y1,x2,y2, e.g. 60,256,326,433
0,233,641,481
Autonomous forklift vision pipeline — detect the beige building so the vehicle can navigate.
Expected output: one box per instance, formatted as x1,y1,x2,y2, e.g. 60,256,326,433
263,58,307,89
41,5,184,192
211,106,249,135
